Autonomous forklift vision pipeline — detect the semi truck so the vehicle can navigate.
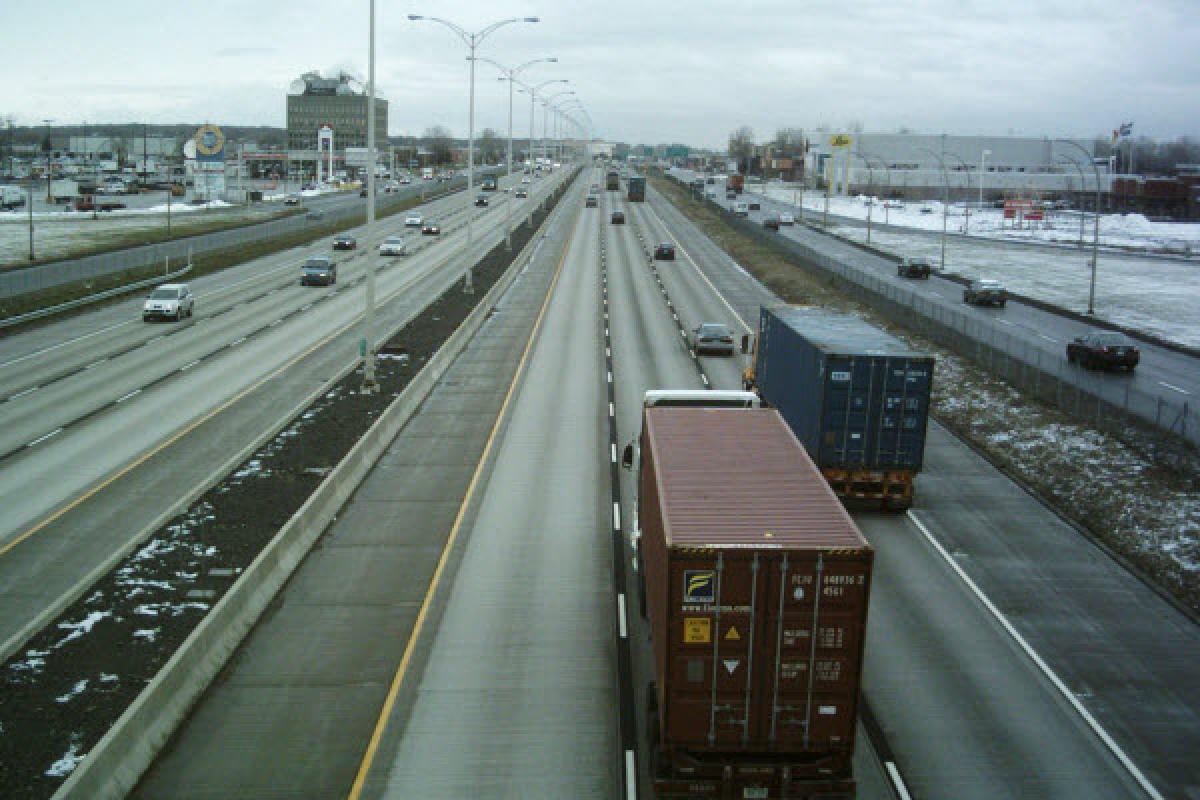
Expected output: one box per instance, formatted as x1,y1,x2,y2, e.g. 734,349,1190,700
628,175,646,202
727,173,745,194
481,174,498,191
624,400,873,799
606,169,620,190
743,305,934,510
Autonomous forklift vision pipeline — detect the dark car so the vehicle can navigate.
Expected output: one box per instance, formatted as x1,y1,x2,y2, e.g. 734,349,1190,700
897,257,933,279
654,242,676,260
585,196,598,208
332,235,357,250
611,210,625,224
748,200,761,211
1067,331,1140,371
474,194,489,207
692,323,735,356
515,188,529,199
422,221,441,235
359,188,368,197
301,256,337,286
963,279,1007,307
725,190,736,200
763,216,781,231
284,195,301,206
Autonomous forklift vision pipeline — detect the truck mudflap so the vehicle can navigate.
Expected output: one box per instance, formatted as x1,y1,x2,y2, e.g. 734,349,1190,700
652,748,854,799
820,468,914,511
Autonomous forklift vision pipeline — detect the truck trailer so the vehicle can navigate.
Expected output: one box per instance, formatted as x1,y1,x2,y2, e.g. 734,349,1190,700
744,305,934,510
627,404,873,799
628,175,646,202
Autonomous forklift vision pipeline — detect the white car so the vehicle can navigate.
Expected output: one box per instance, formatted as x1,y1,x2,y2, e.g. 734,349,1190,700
520,177,531,184
379,235,408,256
404,214,423,227
779,213,795,225
143,283,194,322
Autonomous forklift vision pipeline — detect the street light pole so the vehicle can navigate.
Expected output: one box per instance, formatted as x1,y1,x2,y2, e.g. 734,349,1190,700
919,147,951,270
1055,139,1103,314
1057,156,1087,245
408,13,540,292
362,0,380,392
979,148,991,208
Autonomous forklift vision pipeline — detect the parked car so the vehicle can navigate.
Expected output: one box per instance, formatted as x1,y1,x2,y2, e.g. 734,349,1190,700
763,216,781,231
725,190,736,200
692,322,735,356
422,221,441,235
143,283,194,322
284,195,301,206
585,196,598,208
654,242,676,261
405,213,423,227
379,235,408,256
301,256,337,286
332,234,357,250
897,257,933,279
732,202,749,216
748,200,761,211
611,210,625,224
884,199,904,209
779,213,795,225
1067,331,1140,371
963,278,1007,307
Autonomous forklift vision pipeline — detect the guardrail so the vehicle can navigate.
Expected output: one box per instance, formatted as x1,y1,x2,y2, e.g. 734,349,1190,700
51,169,579,800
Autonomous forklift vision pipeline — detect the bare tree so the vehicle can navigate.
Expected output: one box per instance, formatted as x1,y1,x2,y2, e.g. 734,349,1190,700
423,125,454,166
728,126,755,173
478,128,502,165
772,127,806,154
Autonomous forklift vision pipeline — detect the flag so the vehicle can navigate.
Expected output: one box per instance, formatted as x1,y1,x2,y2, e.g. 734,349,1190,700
1112,129,1120,145
1119,122,1133,137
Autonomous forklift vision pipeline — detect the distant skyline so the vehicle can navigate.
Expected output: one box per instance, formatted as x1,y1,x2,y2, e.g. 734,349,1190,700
2,0,1198,149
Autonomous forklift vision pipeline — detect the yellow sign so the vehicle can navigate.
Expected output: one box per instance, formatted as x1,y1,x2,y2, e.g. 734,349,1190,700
829,134,853,148
684,617,711,644
724,626,741,641
194,124,226,159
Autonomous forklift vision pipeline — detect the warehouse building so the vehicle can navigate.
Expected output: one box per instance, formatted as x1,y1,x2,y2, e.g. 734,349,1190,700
286,71,387,179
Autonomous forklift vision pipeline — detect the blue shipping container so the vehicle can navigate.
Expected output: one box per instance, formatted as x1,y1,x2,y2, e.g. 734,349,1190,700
755,306,934,472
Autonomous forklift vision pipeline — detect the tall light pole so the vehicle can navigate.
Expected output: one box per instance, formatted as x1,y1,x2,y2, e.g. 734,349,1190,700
860,151,891,223
522,78,567,169
1057,156,1088,245
408,13,540,292
42,118,54,202
1055,139,1103,315
851,152,875,243
944,153,973,233
918,147,951,271
362,0,381,392
979,148,991,208
542,90,574,167
476,56,557,250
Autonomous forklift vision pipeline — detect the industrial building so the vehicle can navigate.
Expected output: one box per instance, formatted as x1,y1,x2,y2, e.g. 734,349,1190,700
805,133,1107,204
286,71,388,178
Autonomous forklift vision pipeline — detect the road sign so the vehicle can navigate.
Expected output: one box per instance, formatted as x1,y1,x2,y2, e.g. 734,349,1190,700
829,134,853,148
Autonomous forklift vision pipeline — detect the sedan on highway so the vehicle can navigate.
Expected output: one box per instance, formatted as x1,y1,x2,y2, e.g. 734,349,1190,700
692,323,735,356
779,213,795,225
963,278,1007,307
284,195,301,206
379,236,408,256
611,210,625,224
898,257,933,279
405,214,423,228
1067,331,1140,371
422,221,441,235
142,283,194,322
332,235,357,250
654,242,676,260
515,189,528,199
300,256,337,286
585,196,598,208
474,194,489,207
763,216,781,231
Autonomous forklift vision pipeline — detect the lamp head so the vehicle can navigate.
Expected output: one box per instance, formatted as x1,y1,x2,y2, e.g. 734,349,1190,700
524,17,540,22
407,14,422,20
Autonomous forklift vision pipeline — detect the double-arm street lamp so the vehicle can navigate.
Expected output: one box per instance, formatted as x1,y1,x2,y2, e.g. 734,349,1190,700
476,55,557,250
1054,139,1103,315
541,90,574,166
520,79,567,168
408,13,539,293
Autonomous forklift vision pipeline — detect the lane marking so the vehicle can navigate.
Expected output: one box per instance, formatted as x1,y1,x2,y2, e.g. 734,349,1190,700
9,386,38,400
612,501,621,531
997,319,1014,326
610,443,617,463
346,185,581,800
885,763,914,800
116,389,141,403
1038,333,1057,343
624,749,637,800
0,319,135,368
180,359,201,371
85,358,108,370
609,402,615,418
1159,381,1190,395
907,511,1164,800
27,428,63,448
617,593,628,639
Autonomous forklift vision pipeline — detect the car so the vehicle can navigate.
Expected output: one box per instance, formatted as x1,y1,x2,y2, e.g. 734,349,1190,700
919,205,934,214
1067,331,1140,371
732,202,749,216
705,190,717,199
692,323,735,356
748,200,761,211
306,210,325,220
399,177,411,185
143,283,194,322
379,235,408,256
422,221,441,235
897,257,933,279
521,176,531,184
763,216,781,231
590,184,601,192
585,196,598,208
332,234,357,250
301,256,337,286
654,242,676,260
611,210,625,224
963,278,1007,307
779,213,795,225
884,199,904,209
359,188,368,197
474,194,489,207
405,214,423,227
726,190,737,200
284,196,301,206
515,189,528,199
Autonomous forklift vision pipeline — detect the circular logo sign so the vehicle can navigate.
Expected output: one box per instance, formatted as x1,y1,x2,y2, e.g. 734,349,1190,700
194,124,226,157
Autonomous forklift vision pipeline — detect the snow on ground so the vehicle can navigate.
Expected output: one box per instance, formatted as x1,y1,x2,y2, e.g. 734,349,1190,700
824,224,1200,348
44,738,85,777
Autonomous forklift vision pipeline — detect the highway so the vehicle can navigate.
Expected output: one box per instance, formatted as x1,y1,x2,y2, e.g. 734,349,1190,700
126,165,1198,799
0,166,566,665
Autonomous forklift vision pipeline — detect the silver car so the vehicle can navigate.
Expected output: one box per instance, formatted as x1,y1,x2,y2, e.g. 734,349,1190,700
692,323,735,356
379,235,408,256
143,283,194,322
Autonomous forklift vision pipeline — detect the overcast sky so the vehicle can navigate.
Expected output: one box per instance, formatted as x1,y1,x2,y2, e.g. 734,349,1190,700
2,0,1197,149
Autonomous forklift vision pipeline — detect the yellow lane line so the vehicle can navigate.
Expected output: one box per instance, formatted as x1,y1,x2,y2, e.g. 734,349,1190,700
346,188,581,800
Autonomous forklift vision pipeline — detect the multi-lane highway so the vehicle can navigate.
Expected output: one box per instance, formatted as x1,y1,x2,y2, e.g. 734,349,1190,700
111,166,1200,799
